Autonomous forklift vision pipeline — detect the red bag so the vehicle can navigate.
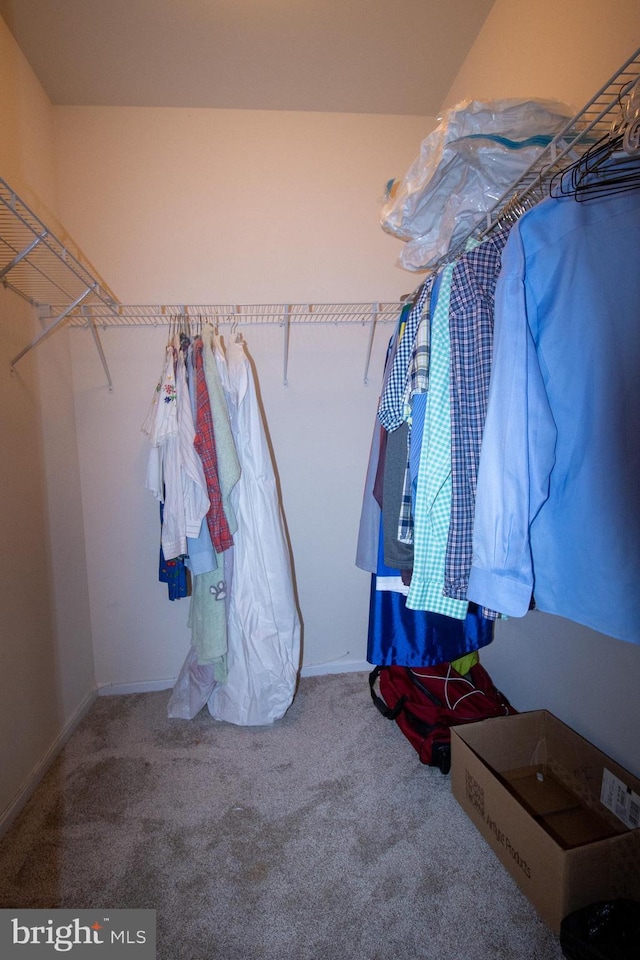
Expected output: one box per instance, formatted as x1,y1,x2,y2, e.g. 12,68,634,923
369,661,516,773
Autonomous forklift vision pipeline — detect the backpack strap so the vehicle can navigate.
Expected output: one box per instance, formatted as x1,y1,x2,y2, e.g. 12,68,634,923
368,666,408,721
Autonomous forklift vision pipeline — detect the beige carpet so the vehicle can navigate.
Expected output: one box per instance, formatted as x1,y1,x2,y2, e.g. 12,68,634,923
0,672,565,959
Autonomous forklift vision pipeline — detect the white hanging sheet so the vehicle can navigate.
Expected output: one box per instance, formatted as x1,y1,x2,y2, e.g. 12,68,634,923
207,333,301,725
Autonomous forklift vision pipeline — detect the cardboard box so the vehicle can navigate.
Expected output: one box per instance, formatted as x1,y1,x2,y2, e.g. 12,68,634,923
450,710,640,933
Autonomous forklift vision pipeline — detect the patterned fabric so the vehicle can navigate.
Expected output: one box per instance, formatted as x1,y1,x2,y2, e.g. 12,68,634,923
396,445,413,546
406,263,468,619
402,293,431,420
397,285,433,545
193,338,234,553
444,230,510,607
188,568,228,676
202,329,241,534
377,280,432,433
141,345,177,447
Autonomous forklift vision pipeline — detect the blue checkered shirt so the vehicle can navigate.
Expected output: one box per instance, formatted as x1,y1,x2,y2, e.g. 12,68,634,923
377,278,433,433
444,229,510,611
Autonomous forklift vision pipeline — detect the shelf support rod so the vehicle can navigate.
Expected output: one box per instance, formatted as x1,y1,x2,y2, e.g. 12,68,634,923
282,304,291,386
0,231,48,281
83,306,114,392
10,284,96,370
363,302,379,385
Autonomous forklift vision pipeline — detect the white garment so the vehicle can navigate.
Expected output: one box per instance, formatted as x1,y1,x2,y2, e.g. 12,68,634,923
176,348,210,537
207,335,301,725
143,346,178,501
141,345,178,447
143,342,209,561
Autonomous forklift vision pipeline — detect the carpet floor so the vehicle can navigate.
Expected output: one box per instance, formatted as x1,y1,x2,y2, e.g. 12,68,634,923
0,672,566,959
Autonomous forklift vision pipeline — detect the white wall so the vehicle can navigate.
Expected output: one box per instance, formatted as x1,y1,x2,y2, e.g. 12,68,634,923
442,0,640,112
53,107,432,688
0,17,95,832
441,0,640,777
52,107,429,304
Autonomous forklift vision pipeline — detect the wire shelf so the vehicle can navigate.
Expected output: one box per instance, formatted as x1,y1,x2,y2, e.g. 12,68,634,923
0,177,118,311
63,301,401,328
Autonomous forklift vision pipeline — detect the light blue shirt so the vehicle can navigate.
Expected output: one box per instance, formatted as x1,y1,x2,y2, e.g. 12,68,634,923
468,179,640,645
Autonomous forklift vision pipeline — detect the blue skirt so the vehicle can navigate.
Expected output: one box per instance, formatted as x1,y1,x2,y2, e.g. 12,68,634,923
367,525,493,666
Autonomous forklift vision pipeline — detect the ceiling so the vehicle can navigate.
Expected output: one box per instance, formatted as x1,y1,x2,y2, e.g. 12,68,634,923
0,0,495,115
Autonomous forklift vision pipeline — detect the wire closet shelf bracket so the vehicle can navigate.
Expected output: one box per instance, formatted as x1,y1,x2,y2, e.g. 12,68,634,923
0,176,119,388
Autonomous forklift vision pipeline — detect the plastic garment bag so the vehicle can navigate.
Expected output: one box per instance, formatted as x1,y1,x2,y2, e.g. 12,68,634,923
206,334,301,725
380,98,575,271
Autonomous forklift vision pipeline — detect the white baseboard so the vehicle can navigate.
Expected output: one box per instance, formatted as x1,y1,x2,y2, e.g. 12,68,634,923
96,661,372,695
0,688,98,840
300,658,371,677
97,678,176,696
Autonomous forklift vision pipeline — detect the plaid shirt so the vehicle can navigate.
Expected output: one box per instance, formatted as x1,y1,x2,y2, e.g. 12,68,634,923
402,293,431,419
397,288,433,545
406,263,469,619
444,230,510,609
377,278,433,433
193,339,234,553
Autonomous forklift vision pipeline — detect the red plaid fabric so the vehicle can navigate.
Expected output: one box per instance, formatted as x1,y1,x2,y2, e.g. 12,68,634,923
193,339,233,553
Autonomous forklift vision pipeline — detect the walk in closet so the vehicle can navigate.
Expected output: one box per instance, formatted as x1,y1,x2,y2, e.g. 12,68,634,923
1,1,639,842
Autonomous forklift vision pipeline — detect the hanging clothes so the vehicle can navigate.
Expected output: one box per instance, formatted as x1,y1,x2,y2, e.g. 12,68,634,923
378,283,432,433
185,329,241,673
468,179,640,645
381,421,414,571
357,299,494,667
158,504,189,601
367,516,494,666
143,327,300,723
